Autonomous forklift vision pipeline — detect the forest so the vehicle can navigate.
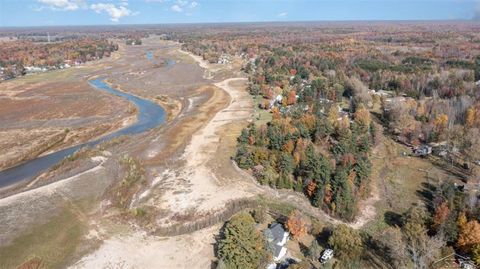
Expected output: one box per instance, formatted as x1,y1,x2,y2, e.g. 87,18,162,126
172,22,480,268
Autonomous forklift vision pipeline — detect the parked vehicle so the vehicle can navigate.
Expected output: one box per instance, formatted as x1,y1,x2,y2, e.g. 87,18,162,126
320,249,334,264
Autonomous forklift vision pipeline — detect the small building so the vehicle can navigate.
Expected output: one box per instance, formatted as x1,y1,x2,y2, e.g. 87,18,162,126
264,223,289,261
414,145,432,157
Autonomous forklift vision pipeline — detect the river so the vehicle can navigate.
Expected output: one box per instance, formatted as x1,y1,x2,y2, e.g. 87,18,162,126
0,78,166,189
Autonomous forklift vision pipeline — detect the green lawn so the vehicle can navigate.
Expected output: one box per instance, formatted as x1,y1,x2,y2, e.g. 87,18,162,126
252,95,272,126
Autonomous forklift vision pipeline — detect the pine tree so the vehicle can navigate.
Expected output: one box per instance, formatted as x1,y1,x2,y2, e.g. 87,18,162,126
295,177,303,192
218,212,268,269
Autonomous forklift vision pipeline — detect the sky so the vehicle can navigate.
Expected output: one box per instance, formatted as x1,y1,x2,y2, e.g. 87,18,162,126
0,0,479,27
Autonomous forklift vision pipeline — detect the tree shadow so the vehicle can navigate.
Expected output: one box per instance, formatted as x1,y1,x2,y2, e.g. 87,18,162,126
211,221,228,269
317,227,333,247
416,181,437,212
299,242,310,257
384,211,403,227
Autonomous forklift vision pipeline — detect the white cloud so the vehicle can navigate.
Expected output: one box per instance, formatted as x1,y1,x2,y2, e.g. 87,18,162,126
171,4,183,12
37,0,86,11
177,0,188,6
278,12,287,17
170,0,198,13
90,3,135,22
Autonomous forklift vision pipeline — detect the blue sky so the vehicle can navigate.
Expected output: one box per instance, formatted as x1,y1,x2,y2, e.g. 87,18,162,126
0,0,479,27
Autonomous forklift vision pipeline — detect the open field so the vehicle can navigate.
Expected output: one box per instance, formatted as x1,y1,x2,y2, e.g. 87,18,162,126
363,131,464,235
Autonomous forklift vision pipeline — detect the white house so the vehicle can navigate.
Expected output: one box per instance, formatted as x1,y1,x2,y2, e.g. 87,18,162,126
264,223,289,261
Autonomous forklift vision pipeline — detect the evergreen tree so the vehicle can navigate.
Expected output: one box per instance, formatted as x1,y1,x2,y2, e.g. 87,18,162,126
218,212,268,269
295,177,303,192
328,224,364,261
278,152,294,175
238,128,250,144
234,145,254,169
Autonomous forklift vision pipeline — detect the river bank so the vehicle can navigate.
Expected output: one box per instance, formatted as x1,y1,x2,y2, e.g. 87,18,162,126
0,39,213,268
0,78,166,192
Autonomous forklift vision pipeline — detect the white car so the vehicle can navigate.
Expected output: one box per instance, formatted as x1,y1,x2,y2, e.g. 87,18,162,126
320,249,334,264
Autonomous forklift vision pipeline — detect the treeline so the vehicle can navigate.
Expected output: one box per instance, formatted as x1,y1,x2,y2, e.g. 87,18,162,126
0,38,118,79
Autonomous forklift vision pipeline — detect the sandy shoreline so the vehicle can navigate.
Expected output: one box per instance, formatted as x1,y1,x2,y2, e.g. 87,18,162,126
69,49,257,268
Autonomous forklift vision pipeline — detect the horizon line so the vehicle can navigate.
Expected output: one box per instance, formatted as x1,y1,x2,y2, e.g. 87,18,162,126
1,18,479,29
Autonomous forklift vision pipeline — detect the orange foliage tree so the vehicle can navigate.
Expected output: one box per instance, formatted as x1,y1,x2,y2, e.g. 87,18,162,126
283,140,295,154
287,90,297,105
457,219,480,252
286,210,307,239
306,181,317,198
432,202,450,230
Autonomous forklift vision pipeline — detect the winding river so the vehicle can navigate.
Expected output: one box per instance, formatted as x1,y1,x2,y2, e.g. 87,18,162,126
0,78,166,189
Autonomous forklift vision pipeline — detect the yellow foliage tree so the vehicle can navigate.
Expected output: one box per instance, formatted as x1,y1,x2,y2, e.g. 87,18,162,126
327,106,339,128
466,107,476,128
354,105,371,130
457,219,480,252
434,114,449,130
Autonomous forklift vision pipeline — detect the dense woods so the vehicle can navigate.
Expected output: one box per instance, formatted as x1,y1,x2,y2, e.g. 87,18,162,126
171,23,480,170
0,38,118,80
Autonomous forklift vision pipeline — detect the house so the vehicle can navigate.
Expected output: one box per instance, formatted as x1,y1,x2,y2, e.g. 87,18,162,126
268,94,284,109
264,223,289,261
217,54,230,64
414,145,432,157
475,80,480,87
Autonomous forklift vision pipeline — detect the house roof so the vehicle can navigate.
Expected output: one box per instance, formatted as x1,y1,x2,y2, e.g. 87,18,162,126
273,244,284,258
267,223,286,243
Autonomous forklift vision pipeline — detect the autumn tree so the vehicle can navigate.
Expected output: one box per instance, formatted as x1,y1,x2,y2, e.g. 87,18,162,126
434,114,449,130
433,202,450,231
306,181,317,198
457,219,480,252
466,107,476,128
287,90,297,105
286,210,308,239
354,104,372,131
345,77,372,111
